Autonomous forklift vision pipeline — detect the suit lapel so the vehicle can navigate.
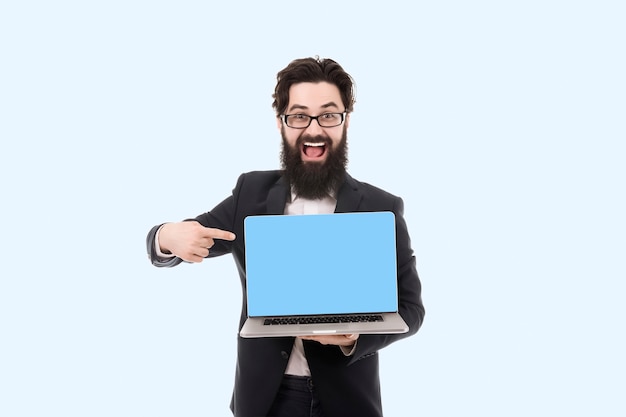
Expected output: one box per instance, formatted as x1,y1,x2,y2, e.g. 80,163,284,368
335,173,362,213
266,175,290,214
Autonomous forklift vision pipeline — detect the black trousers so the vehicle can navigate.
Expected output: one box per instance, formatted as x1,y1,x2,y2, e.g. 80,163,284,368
267,375,325,417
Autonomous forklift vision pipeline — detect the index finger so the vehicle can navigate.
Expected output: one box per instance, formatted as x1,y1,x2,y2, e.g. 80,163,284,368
203,227,236,241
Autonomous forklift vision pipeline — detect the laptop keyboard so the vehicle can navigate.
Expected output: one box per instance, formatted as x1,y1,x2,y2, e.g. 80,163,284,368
263,315,384,326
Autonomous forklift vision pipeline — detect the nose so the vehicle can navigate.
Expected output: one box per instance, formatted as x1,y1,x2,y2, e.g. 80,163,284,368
304,118,325,135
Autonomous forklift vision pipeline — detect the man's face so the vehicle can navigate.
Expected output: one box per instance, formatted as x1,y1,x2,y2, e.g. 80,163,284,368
278,82,351,199
278,82,350,163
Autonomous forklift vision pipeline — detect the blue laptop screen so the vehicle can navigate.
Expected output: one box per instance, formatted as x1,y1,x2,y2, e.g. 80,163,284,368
244,212,398,317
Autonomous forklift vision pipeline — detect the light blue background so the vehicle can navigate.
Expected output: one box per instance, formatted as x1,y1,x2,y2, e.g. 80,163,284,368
1,1,624,416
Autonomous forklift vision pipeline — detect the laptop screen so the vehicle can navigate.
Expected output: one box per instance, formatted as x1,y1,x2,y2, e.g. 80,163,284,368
244,212,398,317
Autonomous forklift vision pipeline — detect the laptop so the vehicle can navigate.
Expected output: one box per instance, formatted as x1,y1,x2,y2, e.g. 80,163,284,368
239,211,409,338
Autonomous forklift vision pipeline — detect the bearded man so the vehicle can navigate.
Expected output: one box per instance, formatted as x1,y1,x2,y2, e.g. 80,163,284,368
146,57,425,417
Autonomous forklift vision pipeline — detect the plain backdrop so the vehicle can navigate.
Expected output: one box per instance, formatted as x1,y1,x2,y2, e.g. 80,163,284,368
1,1,624,416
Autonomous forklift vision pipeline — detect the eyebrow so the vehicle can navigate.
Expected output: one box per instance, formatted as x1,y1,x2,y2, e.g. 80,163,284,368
287,101,341,113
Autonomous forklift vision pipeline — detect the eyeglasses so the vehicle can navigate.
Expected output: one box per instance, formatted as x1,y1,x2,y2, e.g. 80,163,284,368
281,112,347,129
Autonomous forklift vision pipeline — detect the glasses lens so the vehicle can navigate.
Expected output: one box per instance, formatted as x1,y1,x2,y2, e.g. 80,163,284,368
318,113,343,127
285,114,311,128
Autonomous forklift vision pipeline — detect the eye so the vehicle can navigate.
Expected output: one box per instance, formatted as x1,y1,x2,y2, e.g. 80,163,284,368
293,114,308,120
321,113,338,120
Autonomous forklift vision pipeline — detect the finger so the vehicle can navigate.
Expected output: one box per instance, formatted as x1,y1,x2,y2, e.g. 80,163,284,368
299,335,345,346
303,336,329,345
180,247,209,262
203,227,236,241
194,247,210,258
346,333,359,340
299,335,320,342
198,237,216,249
181,253,205,263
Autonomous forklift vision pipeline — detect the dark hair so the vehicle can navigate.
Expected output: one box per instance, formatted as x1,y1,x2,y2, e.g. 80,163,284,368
272,57,356,116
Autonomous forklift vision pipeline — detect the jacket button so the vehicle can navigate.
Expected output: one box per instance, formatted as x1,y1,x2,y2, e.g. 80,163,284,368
281,351,289,359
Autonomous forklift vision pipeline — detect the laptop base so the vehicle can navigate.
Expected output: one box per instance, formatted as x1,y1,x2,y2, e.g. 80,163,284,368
239,312,408,338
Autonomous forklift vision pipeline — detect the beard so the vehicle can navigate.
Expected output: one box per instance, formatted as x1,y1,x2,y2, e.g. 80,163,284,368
280,126,348,200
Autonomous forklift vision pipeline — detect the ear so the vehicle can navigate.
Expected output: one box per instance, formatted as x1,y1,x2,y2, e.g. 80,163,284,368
276,115,283,131
345,112,351,129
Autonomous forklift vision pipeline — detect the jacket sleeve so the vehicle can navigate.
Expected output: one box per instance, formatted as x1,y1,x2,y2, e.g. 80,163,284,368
146,224,185,268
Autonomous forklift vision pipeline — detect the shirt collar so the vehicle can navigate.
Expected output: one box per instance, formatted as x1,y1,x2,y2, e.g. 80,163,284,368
290,188,338,203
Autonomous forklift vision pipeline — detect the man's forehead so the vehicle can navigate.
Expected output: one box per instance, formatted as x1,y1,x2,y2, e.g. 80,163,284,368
287,82,342,110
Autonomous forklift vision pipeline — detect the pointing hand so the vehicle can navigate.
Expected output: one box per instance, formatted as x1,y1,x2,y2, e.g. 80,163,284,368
159,221,236,263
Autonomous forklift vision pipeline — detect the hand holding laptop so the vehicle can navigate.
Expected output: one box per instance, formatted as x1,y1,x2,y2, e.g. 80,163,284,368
300,333,359,347
159,221,236,263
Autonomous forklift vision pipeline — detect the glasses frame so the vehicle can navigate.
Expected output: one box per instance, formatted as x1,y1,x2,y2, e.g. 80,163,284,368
281,111,347,129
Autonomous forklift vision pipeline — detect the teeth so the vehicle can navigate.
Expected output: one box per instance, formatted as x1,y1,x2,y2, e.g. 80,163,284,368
304,142,325,147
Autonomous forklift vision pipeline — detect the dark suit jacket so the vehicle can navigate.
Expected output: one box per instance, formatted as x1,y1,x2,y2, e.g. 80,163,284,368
146,170,425,417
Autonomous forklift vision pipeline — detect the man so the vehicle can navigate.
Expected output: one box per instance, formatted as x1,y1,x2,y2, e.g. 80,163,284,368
146,57,425,417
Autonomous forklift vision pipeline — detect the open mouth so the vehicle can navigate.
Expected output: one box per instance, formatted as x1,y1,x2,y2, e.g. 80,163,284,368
302,142,327,160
